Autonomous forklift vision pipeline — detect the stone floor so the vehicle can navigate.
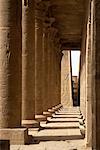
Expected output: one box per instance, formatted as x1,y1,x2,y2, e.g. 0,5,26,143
10,107,91,150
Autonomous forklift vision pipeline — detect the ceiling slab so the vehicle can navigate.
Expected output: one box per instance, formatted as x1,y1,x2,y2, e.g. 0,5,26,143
49,0,86,49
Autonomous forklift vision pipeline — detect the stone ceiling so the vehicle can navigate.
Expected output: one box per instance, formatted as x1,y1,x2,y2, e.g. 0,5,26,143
49,0,86,50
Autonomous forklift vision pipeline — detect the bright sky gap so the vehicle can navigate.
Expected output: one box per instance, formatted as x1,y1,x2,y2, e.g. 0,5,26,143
71,51,80,76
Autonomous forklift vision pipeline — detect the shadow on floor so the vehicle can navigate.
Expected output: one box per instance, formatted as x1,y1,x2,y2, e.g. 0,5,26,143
28,135,84,145
41,126,79,130
55,113,80,115
52,116,78,118
47,120,79,123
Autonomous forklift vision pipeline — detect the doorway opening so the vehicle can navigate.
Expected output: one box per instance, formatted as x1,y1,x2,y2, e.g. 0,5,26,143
71,51,80,106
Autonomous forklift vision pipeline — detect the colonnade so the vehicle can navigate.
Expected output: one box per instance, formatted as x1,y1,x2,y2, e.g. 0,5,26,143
0,0,62,144
1,0,100,149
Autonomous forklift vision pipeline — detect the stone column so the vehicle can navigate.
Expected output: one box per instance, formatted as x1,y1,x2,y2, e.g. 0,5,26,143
51,39,56,107
56,51,62,107
68,51,73,105
90,1,96,148
42,23,52,117
0,0,27,144
52,45,58,106
85,12,92,147
35,1,46,121
49,33,62,111
91,0,100,148
61,51,73,107
47,28,54,112
53,43,60,107
58,52,62,106
55,50,63,110
47,27,58,113
22,0,39,127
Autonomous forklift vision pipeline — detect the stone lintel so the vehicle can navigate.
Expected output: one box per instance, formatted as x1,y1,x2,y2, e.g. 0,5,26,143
0,128,28,145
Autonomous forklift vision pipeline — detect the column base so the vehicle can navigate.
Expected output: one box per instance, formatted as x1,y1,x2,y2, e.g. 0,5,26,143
22,120,40,128
56,104,63,110
52,104,62,111
48,108,55,113
43,111,52,117
79,124,85,137
78,118,85,125
85,142,92,149
35,115,47,122
52,106,58,111
0,128,28,145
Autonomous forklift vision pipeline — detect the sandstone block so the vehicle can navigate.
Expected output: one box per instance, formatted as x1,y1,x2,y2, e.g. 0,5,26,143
0,128,28,145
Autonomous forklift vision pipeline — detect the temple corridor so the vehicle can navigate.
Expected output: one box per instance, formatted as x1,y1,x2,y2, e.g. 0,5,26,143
11,107,86,150
0,0,100,149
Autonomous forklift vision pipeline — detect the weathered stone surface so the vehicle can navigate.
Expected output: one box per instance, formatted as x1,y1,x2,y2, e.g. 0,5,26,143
35,2,44,116
0,0,22,128
0,128,28,145
85,10,92,147
0,0,99,149
22,0,35,123
42,24,50,113
61,51,73,107
50,0,86,49
91,0,100,148
80,19,87,121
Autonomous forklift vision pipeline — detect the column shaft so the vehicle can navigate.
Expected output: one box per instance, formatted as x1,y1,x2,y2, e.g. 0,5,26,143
91,0,100,148
22,0,35,121
42,26,49,112
51,41,56,107
0,0,28,144
57,53,62,105
0,0,22,128
91,1,96,148
56,52,62,106
47,30,53,109
86,13,92,147
54,50,59,106
35,4,46,121
61,51,73,107
35,9,43,115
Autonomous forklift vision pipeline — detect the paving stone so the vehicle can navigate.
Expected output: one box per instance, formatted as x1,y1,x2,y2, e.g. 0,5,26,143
10,107,90,150
41,122,79,129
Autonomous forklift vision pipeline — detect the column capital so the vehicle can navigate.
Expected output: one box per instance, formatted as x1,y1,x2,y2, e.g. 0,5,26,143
57,51,63,66
62,50,68,55
43,22,49,35
35,0,51,29
47,26,58,41
35,0,50,18
35,2,44,19
43,17,56,28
